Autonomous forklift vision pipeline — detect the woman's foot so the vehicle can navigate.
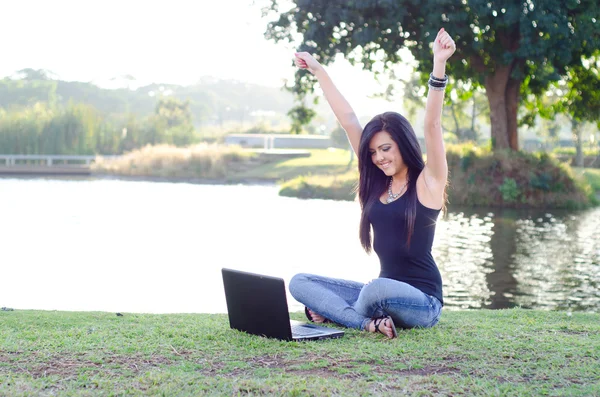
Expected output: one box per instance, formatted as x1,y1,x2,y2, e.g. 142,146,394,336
368,316,398,339
305,307,329,324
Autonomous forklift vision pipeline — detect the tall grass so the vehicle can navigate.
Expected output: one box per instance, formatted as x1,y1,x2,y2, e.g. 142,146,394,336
93,143,257,179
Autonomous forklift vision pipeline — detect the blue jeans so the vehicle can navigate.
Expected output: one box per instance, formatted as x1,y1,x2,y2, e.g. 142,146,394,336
289,273,442,330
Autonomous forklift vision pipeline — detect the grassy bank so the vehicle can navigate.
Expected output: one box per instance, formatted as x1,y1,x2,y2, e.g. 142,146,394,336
92,145,355,184
234,148,356,182
574,167,600,193
279,170,358,200
444,146,596,208
279,146,600,208
1,309,598,396
92,143,599,206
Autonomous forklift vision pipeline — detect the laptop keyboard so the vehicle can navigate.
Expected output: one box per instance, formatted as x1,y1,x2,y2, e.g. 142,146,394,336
291,324,319,336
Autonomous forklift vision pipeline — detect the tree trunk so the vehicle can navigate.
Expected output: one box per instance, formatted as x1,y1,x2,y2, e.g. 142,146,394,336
506,78,520,150
485,64,519,151
470,96,476,140
572,119,584,168
347,142,355,171
450,104,460,138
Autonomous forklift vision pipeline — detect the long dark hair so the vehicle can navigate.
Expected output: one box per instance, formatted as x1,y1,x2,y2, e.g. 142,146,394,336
357,112,425,253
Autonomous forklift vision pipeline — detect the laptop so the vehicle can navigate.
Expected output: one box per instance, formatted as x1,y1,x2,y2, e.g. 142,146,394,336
221,268,345,341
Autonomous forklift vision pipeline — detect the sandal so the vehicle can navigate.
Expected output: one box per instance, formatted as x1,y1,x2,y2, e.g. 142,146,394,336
304,306,331,323
373,316,398,339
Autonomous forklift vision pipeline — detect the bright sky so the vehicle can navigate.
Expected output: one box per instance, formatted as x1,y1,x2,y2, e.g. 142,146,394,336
1,0,410,115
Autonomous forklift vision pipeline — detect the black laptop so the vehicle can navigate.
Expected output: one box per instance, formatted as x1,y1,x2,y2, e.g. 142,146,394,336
221,268,345,341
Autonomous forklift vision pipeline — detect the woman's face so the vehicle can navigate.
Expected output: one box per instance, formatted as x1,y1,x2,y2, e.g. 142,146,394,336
368,130,405,178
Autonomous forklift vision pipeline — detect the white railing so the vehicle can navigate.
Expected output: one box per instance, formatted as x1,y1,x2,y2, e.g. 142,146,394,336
0,155,120,167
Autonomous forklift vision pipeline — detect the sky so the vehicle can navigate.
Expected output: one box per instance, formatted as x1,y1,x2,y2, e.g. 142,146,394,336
1,0,409,115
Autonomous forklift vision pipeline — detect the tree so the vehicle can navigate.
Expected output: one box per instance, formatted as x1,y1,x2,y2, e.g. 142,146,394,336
552,55,600,167
287,103,316,134
525,53,600,165
14,68,56,81
265,0,600,151
330,122,355,168
0,78,58,109
392,73,489,142
154,97,197,146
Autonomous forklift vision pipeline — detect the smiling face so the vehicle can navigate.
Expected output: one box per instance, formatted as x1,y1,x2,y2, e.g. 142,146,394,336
368,130,406,178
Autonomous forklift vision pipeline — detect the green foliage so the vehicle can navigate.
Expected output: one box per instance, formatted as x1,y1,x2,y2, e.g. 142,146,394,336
0,94,201,155
455,142,482,171
552,146,600,157
499,178,520,203
154,97,197,146
445,146,595,208
529,172,552,191
399,74,489,142
0,74,296,131
266,1,600,150
0,77,57,109
330,123,350,149
262,143,596,208
280,172,357,201
287,104,317,134
551,54,600,125
0,102,101,155
575,167,600,192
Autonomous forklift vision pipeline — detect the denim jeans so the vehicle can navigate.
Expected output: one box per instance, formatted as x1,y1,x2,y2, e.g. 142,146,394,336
289,273,442,330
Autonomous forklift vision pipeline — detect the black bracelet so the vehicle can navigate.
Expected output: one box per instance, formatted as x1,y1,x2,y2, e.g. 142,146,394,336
429,73,448,82
427,79,447,88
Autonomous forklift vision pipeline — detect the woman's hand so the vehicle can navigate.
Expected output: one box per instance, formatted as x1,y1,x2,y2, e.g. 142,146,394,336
433,28,456,63
294,52,324,75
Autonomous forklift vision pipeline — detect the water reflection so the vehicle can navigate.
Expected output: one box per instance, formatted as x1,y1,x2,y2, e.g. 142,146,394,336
434,210,495,309
512,210,600,311
0,177,598,313
437,206,600,312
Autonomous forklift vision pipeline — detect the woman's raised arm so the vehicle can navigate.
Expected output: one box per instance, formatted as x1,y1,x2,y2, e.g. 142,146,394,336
295,52,362,155
422,28,456,193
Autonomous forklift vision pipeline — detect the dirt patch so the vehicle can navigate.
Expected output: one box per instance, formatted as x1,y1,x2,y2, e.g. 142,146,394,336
2,351,462,380
1,351,172,378
553,329,595,336
202,353,461,379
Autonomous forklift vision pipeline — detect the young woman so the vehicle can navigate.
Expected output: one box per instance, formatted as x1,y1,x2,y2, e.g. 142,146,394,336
289,28,455,339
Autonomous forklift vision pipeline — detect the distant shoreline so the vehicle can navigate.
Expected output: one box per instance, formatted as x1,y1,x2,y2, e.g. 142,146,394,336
91,173,279,187
0,171,279,187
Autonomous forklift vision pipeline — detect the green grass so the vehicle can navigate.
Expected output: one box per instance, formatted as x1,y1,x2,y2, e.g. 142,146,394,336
279,170,359,200
1,309,599,396
574,167,600,193
233,148,357,182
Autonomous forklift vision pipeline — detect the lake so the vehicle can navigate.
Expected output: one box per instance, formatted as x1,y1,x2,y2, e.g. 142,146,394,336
1,176,598,314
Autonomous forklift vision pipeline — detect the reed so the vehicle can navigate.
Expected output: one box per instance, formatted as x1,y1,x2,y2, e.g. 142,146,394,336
93,143,256,179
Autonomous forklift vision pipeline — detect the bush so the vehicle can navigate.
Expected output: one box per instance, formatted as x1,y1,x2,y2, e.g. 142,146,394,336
499,178,520,202
446,146,594,208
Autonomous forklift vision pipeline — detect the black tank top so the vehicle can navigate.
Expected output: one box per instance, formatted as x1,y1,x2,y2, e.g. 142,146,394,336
369,193,444,304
